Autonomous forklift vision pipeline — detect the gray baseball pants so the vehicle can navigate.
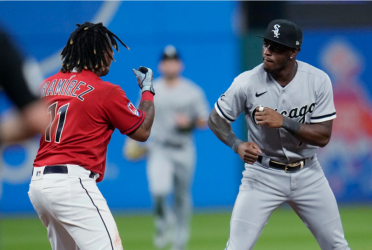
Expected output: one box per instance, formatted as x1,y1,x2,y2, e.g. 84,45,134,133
147,144,195,249
225,156,350,250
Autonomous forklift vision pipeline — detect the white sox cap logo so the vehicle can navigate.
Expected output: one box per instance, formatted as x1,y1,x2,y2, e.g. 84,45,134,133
272,24,280,38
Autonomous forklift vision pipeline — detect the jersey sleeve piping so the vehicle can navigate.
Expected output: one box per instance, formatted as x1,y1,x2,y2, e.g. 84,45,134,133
120,110,145,134
215,102,235,123
311,112,336,123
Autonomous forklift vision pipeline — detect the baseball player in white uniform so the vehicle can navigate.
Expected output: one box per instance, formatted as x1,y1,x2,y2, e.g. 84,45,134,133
125,45,209,250
208,19,350,250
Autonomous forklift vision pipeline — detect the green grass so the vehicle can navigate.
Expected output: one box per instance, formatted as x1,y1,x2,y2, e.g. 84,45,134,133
1,207,371,250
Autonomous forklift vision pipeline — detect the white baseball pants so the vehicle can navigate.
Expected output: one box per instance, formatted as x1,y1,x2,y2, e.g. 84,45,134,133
28,165,123,250
225,157,350,250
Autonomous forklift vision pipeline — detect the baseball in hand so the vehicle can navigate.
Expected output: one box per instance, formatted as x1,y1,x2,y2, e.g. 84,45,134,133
258,106,265,112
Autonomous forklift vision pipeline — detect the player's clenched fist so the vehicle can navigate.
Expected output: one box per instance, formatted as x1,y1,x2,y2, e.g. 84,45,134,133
237,142,262,164
133,66,155,95
255,106,283,128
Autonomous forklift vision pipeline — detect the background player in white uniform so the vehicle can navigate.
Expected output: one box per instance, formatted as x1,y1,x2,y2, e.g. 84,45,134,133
125,45,209,250
208,20,350,250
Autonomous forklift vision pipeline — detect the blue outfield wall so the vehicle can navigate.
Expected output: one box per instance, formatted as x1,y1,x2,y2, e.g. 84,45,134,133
0,1,243,213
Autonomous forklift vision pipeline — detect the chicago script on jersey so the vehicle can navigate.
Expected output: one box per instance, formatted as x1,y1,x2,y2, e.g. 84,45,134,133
252,102,316,125
275,103,315,124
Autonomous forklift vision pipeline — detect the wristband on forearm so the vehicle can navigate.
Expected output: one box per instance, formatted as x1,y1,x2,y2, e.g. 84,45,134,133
140,91,154,102
282,116,301,135
227,133,243,153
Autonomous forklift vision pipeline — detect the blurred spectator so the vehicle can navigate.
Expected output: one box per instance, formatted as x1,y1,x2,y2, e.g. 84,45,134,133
0,28,47,144
124,45,209,250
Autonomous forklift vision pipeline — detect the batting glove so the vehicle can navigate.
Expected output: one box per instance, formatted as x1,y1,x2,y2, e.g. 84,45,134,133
133,66,155,95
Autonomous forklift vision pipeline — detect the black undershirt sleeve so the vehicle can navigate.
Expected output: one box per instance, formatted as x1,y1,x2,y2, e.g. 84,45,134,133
0,29,37,110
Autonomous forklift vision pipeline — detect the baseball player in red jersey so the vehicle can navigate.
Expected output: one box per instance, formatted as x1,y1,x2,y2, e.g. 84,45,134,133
29,22,155,250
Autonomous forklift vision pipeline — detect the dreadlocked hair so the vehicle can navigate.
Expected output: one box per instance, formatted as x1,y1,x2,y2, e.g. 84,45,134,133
60,22,129,73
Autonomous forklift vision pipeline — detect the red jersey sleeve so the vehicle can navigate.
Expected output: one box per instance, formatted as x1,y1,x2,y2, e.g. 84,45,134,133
102,85,145,134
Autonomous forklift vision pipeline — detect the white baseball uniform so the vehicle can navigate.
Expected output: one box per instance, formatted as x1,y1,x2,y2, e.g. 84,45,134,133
215,61,350,250
147,76,209,250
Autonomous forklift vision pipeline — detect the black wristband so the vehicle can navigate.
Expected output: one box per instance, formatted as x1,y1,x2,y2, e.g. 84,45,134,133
282,116,301,135
226,134,243,153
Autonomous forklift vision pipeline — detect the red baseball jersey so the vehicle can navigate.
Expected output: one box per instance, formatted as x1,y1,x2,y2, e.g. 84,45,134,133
33,70,145,182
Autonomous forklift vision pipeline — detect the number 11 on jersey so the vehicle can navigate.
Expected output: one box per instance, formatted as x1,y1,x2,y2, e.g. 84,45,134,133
45,102,70,143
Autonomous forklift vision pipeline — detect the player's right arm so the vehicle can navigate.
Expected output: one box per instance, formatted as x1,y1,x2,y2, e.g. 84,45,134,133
209,109,262,164
208,76,262,164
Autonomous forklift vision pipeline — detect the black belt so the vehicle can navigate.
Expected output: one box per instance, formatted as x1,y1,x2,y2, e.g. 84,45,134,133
35,165,96,179
257,156,305,173
155,140,183,149
163,141,183,149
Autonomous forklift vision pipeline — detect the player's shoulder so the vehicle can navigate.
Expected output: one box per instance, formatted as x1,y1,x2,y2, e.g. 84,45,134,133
233,64,265,87
152,77,168,94
179,77,204,92
76,71,121,91
100,82,126,97
153,77,165,87
75,70,126,96
297,60,330,82
98,79,120,89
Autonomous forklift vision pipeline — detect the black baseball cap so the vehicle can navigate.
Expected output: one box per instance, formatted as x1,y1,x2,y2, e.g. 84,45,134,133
258,19,303,49
160,45,180,61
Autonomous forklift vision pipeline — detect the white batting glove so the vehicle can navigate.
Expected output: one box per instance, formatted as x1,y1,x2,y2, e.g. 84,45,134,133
132,66,155,95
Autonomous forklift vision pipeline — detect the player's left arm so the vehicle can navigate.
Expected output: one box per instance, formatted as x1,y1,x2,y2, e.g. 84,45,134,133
256,76,336,147
292,119,332,147
127,67,155,142
102,67,154,142
255,108,332,147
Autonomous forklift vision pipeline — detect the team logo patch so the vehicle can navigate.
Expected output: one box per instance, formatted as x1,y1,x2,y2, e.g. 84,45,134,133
36,171,42,176
127,102,139,116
